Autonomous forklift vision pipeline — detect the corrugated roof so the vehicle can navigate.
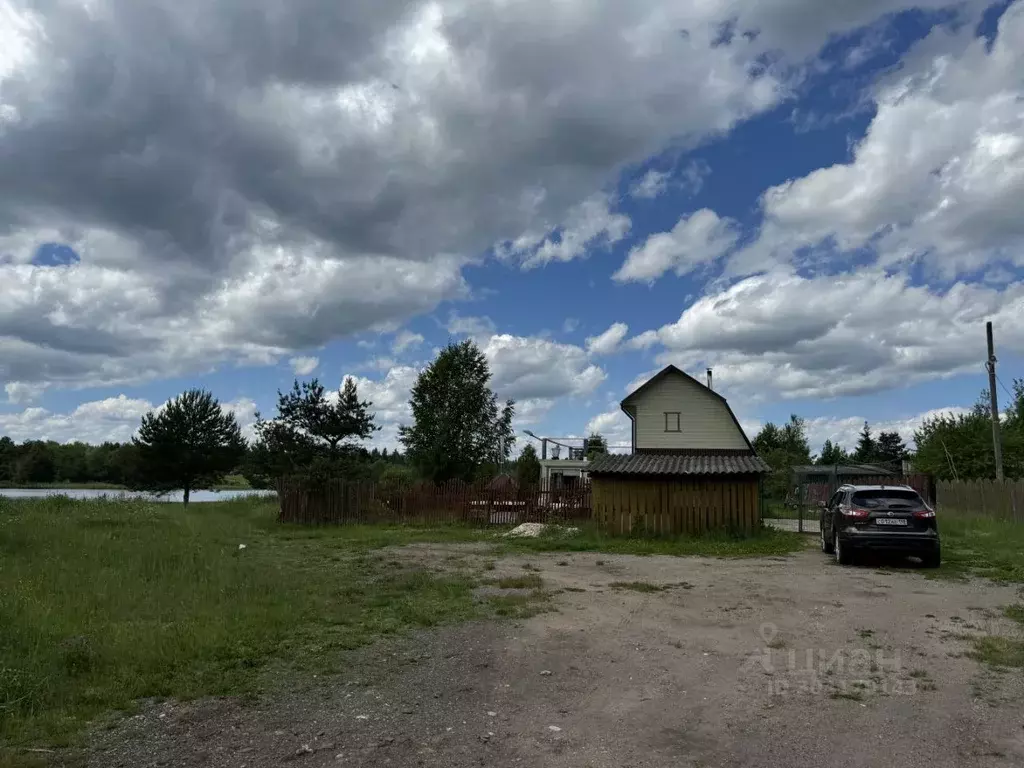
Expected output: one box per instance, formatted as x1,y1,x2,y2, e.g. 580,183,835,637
588,453,770,476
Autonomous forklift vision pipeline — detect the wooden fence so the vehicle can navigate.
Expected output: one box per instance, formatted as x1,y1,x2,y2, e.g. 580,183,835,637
936,479,1024,522
276,478,592,526
798,474,935,507
592,476,761,536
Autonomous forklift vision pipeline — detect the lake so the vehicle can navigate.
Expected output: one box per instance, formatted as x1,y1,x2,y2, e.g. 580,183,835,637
0,488,276,503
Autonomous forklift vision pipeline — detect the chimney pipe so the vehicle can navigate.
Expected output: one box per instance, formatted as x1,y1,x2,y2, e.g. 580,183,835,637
706,368,713,390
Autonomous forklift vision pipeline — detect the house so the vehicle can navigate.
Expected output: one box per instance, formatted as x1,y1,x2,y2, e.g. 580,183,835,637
539,457,589,491
587,365,770,534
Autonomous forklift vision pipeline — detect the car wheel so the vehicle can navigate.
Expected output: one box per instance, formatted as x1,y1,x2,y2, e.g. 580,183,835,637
835,530,854,565
821,524,834,554
921,549,941,569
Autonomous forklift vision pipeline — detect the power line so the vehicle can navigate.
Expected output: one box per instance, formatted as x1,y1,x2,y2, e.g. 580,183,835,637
995,372,1015,401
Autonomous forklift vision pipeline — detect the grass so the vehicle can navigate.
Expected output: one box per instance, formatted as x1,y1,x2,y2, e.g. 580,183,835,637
485,592,550,619
0,498,803,763
928,516,1024,583
497,522,805,558
0,497,487,762
609,581,668,593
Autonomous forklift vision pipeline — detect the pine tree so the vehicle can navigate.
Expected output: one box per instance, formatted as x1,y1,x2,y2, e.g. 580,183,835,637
817,439,849,466
247,377,378,485
853,422,877,464
133,389,245,506
876,431,908,468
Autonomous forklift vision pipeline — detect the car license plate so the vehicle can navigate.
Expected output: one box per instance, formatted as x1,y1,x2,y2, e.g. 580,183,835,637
875,518,908,526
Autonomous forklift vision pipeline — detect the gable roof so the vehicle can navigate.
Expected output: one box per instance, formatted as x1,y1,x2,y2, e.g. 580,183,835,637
620,365,756,453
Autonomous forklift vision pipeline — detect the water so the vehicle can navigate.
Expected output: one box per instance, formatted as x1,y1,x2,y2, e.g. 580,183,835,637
0,488,276,503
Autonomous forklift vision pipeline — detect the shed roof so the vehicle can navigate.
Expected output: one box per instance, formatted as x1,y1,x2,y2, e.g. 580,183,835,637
588,453,770,477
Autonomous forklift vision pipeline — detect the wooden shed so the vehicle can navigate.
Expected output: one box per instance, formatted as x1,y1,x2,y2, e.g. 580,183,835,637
588,365,770,535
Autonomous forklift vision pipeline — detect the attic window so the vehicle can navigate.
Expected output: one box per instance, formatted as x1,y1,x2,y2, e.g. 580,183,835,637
664,412,681,432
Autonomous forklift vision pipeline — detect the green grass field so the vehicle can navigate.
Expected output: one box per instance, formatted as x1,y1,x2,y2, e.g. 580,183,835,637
931,514,1024,582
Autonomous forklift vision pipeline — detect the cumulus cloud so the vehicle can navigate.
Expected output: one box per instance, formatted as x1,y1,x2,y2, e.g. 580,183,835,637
641,269,1024,400
483,335,606,400
804,407,973,453
0,0,1001,403
445,313,496,340
585,408,633,450
731,3,1024,279
0,395,153,444
289,356,319,376
614,209,739,283
391,330,425,355
2,0,822,390
504,194,632,269
585,322,630,356
5,381,45,405
344,366,420,451
346,331,607,448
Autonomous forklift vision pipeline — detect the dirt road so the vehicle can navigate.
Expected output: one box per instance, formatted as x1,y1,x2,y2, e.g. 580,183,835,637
90,546,1024,768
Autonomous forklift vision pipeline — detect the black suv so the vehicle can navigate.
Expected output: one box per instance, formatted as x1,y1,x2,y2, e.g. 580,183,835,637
819,484,940,567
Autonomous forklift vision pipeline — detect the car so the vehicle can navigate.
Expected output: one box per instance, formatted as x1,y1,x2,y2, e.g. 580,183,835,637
819,484,940,567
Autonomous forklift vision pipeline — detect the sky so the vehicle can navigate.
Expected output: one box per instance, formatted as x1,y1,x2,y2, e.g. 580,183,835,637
1,0,1023,457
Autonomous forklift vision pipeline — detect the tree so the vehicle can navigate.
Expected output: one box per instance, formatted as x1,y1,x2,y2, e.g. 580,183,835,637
585,433,608,460
400,340,515,483
133,389,246,506
753,415,812,501
516,444,541,487
247,377,378,486
876,431,908,468
913,380,1024,480
817,439,849,466
13,442,55,485
853,422,877,464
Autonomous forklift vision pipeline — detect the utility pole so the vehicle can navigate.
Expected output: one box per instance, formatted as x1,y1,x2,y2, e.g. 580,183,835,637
986,321,1004,482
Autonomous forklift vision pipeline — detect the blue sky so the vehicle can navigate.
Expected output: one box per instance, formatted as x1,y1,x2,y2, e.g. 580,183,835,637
1,0,1023,454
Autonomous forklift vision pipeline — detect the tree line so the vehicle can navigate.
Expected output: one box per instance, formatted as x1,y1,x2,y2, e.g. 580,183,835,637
752,377,1024,498
0,340,539,505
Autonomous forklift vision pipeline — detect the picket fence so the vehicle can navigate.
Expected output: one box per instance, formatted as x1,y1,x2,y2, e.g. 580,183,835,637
276,478,592,526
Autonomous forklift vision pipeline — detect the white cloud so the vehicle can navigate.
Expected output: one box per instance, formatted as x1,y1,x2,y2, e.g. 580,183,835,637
5,381,45,405
641,269,1024,400
483,334,606,400
614,209,738,283
732,4,1024,279
344,366,420,451
585,408,632,449
0,395,153,444
445,312,496,340
585,322,630,356
508,194,632,269
391,330,425,354
629,160,710,200
289,356,319,376
805,407,973,453
630,169,671,199
222,397,260,441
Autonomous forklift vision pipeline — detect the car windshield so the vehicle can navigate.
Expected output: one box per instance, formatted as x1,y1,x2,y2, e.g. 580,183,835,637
851,490,924,508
